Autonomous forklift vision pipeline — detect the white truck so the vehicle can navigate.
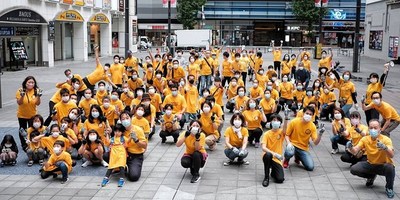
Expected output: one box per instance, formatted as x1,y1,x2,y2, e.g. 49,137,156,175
175,29,211,50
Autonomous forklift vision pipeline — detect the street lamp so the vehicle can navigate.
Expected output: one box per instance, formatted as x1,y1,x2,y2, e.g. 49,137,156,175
352,0,361,72
167,0,171,52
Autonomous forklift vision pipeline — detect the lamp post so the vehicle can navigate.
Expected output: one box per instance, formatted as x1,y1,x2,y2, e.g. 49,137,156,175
124,0,129,57
167,0,171,52
319,0,324,45
352,0,361,72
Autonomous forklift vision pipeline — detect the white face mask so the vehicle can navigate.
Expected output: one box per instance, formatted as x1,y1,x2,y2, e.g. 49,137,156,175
203,107,211,113
148,88,155,94
265,94,271,99
69,113,77,120
343,75,350,81
315,83,320,87
62,96,70,102
52,132,60,138
238,91,245,97
84,94,91,99
190,59,195,63
136,110,144,117
180,81,185,86
231,82,237,87
298,67,304,70
177,53,182,57
370,78,377,83
271,121,281,129
172,91,178,96
98,86,105,91
306,91,313,96
33,122,41,129
89,135,97,142
303,114,312,122
190,126,199,134
282,78,288,82
104,66,109,71
111,95,118,101
74,83,80,90
271,77,277,81
173,64,179,69
351,118,359,126
92,111,99,118
334,113,342,120
297,86,303,90
53,147,61,154
156,74,162,79
203,92,209,98
5,143,12,148
253,83,258,88
233,120,242,128
103,102,110,108
165,110,172,116
137,91,143,96
123,88,129,93
61,123,68,130
330,74,335,80
373,99,381,105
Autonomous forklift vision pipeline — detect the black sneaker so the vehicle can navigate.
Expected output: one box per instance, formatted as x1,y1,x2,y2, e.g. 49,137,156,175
61,178,69,184
386,188,395,198
366,175,377,187
53,174,58,179
173,137,178,143
262,177,270,187
190,175,201,183
161,138,166,144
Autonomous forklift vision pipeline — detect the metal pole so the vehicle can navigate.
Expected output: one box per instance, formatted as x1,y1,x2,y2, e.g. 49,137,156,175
352,0,361,72
125,0,130,58
319,1,324,45
167,0,171,52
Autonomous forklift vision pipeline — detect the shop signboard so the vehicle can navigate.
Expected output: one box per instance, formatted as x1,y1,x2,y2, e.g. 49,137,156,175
0,9,47,24
63,0,74,4
0,27,14,36
112,32,119,48
48,21,56,41
85,0,94,7
119,0,124,12
15,27,40,36
55,10,84,22
89,13,110,23
369,30,383,50
9,41,28,61
162,0,176,8
388,36,399,59
75,0,85,6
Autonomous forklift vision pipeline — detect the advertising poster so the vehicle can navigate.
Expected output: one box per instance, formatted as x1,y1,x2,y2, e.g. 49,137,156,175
9,41,28,60
112,32,119,48
388,36,399,59
369,30,383,50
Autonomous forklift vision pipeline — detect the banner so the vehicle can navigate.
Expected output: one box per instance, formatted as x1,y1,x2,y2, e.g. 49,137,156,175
162,0,176,8
55,10,84,22
389,36,399,59
119,0,124,12
112,32,119,48
369,30,383,50
89,13,110,23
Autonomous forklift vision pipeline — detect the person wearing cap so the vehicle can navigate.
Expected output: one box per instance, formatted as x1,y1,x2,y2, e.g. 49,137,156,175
125,50,140,72
363,64,389,124
347,119,395,198
83,46,117,92
283,106,323,171
362,92,400,137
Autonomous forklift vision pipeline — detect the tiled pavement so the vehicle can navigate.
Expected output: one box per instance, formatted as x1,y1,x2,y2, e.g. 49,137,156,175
0,49,399,199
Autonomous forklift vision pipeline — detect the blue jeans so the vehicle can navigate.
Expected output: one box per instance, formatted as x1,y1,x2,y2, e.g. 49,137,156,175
341,104,352,118
330,134,349,150
284,146,314,171
199,75,212,95
224,148,248,161
41,161,69,180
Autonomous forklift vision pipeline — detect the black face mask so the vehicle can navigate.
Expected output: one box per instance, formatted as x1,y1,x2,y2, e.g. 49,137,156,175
168,58,173,62
189,79,195,84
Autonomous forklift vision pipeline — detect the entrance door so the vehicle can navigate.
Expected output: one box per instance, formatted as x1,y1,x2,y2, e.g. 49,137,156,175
64,23,73,59
24,37,36,64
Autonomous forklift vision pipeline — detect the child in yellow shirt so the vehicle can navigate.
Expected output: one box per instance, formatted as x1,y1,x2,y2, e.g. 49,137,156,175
40,140,72,184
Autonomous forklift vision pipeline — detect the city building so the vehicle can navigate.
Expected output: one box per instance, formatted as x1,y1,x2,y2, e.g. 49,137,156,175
364,0,400,61
0,0,136,68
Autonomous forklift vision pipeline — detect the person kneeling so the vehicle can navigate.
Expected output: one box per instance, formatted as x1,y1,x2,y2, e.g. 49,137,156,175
261,113,288,187
40,140,72,184
159,104,180,143
223,113,249,166
176,120,208,183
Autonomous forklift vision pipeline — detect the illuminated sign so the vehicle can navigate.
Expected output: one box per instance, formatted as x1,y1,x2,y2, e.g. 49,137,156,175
330,9,346,20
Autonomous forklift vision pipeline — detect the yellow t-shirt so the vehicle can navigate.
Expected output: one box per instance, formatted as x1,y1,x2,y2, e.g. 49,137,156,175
332,118,352,140
95,90,109,106
184,85,199,113
165,67,185,82
150,93,162,112
369,102,400,121
125,57,139,72
153,77,166,93
84,119,107,142
349,124,369,145
222,60,233,77
162,94,187,114
44,151,73,173
199,113,220,138
255,74,269,90
187,63,200,80
111,99,124,119
259,98,276,114
101,105,117,126
365,82,383,104
249,87,264,99
131,117,150,134
356,134,394,165
286,117,317,151
54,101,78,123
41,136,70,155
254,57,263,72
227,85,239,100
273,50,281,62
279,82,294,100
200,57,214,76
234,96,250,111
110,63,125,85
127,78,144,92
50,83,75,103
210,85,224,106
281,61,291,75
242,110,263,130
293,90,306,103
120,91,134,107
262,129,285,165
318,57,332,69
302,60,311,72
320,91,336,105
124,125,147,154
179,132,207,155
16,88,38,119
231,60,245,73
338,80,356,104
87,64,112,85
224,127,249,148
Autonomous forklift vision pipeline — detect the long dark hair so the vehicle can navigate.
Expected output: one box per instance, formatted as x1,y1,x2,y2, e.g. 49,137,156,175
22,76,38,95
29,114,44,129
0,134,18,154
88,104,106,124
85,129,102,146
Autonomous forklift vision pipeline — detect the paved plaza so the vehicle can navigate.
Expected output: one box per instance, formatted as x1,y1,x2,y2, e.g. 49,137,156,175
0,49,399,199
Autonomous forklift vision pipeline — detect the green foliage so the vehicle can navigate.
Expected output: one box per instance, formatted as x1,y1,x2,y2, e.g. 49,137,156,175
176,0,207,29
291,0,328,33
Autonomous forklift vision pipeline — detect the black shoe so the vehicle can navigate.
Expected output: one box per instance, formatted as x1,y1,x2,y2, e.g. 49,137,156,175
366,175,377,187
386,188,395,198
262,177,270,187
72,160,76,167
190,174,201,183
53,174,58,179
216,138,220,143
189,168,194,176
161,138,166,144
148,133,154,140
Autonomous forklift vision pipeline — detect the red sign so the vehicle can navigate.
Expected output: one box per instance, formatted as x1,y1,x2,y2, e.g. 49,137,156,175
162,0,176,8
152,26,165,30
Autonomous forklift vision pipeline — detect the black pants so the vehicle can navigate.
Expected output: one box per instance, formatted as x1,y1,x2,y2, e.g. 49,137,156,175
18,118,29,151
105,166,125,179
350,161,395,189
44,101,56,126
222,76,231,88
364,106,379,125
340,151,367,165
331,135,349,150
179,118,186,130
291,67,296,79
76,90,85,103
159,130,179,142
274,61,281,78
278,98,293,110
83,77,95,93
126,153,144,182
181,151,205,176
263,152,284,183
248,128,263,143
241,72,247,87
320,104,335,120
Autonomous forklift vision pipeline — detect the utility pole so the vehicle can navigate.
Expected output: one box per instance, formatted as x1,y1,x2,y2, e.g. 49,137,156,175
125,0,129,57
352,0,361,72
167,0,171,52
319,0,324,45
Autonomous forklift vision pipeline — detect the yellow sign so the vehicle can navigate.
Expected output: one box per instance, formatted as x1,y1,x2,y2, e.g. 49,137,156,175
75,0,85,6
89,13,110,24
55,10,84,22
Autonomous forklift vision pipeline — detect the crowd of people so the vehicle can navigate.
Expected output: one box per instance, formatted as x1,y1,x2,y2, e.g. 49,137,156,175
2,43,399,198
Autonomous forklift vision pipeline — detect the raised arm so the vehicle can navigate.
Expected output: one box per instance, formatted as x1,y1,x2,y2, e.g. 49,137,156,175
94,46,100,66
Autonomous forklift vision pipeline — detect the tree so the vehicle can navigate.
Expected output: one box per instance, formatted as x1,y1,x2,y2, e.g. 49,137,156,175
291,0,328,45
176,0,206,29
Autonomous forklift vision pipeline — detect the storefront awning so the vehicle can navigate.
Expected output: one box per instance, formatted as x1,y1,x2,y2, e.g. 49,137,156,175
55,10,84,22
0,9,47,24
89,13,110,24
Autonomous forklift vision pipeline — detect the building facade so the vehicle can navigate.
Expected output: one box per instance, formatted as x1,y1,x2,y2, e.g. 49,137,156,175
203,0,366,47
0,0,136,68
364,0,400,61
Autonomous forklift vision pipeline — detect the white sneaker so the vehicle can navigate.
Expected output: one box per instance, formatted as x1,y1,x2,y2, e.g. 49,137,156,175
331,149,339,154
81,160,93,167
101,160,109,167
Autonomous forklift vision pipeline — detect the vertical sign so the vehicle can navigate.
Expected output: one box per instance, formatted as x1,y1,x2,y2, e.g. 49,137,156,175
48,21,56,41
119,0,124,12
389,36,399,59
162,0,176,8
